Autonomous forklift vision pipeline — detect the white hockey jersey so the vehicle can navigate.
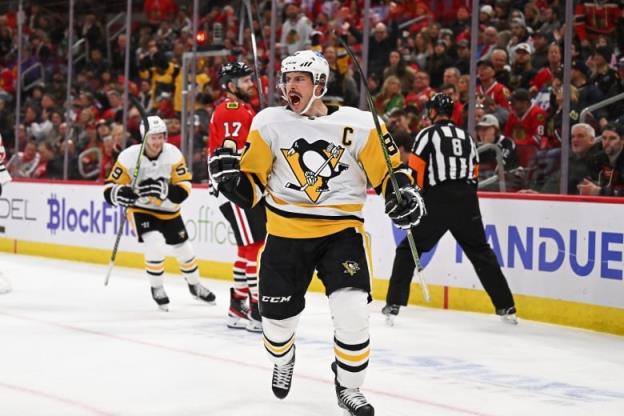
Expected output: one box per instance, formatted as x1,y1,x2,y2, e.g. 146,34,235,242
105,143,192,219
0,133,11,186
240,106,405,238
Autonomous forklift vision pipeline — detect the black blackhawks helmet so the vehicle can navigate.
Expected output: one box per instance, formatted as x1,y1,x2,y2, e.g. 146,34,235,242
219,62,253,90
426,93,454,117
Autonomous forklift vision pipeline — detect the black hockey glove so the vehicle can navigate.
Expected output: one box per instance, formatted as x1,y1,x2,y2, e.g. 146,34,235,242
385,185,426,229
137,177,169,200
111,184,138,207
208,140,241,190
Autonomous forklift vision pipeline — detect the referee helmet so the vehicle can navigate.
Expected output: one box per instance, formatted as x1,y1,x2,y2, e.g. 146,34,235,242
426,93,454,118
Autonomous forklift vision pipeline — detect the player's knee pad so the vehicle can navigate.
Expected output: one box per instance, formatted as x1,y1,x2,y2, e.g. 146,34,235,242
329,288,369,339
262,314,300,365
143,231,165,262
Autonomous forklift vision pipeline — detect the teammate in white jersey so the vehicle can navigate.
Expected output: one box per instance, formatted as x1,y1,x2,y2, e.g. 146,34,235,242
0,133,12,294
209,50,425,416
104,116,215,311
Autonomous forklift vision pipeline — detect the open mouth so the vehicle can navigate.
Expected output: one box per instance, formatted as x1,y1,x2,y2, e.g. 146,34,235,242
289,93,301,106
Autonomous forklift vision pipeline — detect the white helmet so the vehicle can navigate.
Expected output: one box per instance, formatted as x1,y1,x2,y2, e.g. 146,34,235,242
140,115,168,139
279,50,329,114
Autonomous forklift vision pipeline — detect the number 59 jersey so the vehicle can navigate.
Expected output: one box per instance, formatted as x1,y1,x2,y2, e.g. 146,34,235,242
240,106,406,238
105,143,192,218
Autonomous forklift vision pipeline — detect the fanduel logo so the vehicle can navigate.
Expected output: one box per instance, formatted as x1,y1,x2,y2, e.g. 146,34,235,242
47,194,132,236
465,225,623,280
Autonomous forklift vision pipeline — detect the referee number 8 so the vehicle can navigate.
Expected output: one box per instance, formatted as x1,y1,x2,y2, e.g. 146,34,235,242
452,139,463,156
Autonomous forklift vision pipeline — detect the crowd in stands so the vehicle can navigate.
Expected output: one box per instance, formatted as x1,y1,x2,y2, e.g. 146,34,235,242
0,0,623,196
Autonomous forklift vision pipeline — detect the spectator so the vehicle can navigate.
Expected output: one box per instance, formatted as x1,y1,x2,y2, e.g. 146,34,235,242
531,30,551,70
7,140,39,178
545,71,580,149
578,124,624,196
408,31,432,71
535,6,560,36
367,22,399,80
426,40,454,88
589,46,618,96
405,71,435,112
324,46,358,107
509,43,537,91
606,58,624,121
440,83,464,127
573,1,620,49
280,2,313,58
476,114,518,179
480,26,498,61
530,43,562,96
33,141,63,179
504,88,547,167
383,50,416,95
455,40,470,75
490,48,511,87
374,76,404,119
442,67,460,89
571,60,605,114
539,123,603,194
477,59,511,110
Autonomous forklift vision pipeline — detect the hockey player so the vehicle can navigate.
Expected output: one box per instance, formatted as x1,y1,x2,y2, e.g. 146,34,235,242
209,50,425,416
0,133,11,294
209,62,266,332
104,115,215,311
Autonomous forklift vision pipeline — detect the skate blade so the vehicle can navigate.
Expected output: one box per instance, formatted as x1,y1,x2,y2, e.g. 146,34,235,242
194,296,216,305
227,316,249,329
384,315,395,327
245,321,262,333
157,304,170,312
500,314,519,325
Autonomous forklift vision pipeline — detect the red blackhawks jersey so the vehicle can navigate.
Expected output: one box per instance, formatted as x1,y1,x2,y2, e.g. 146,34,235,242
477,81,511,109
208,97,256,155
504,104,547,166
574,1,621,42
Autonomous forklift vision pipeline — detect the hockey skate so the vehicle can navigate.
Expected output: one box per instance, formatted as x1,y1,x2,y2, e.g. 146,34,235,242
227,288,250,329
496,306,519,325
151,286,170,311
271,346,295,399
331,362,374,416
188,282,216,304
246,298,262,333
381,304,400,327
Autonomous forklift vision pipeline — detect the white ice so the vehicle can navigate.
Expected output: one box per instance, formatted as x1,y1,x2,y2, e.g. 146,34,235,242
0,252,623,416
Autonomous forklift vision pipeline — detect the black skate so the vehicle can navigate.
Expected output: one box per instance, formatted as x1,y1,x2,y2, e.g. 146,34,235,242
151,286,170,311
188,282,216,304
332,362,374,416
381,304,400,327
496,306,518,325
246,298,262,333
272,346,295,399
227,288,249,329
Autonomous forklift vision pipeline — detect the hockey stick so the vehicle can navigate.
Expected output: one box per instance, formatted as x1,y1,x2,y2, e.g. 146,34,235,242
284,145,340,191
242,0,265,109
336,36,430,303
104,96,150,286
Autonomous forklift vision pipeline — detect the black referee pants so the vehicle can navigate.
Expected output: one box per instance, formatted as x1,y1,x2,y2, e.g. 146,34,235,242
386,181,515,310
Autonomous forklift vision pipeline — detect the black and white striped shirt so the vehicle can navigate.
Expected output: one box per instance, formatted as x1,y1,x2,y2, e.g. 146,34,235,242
410,120,479,189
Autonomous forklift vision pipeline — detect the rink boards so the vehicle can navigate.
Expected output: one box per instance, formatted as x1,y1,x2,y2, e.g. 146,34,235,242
0,181,622,335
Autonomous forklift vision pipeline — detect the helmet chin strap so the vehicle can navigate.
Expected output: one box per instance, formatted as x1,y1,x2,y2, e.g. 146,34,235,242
280,84,327,115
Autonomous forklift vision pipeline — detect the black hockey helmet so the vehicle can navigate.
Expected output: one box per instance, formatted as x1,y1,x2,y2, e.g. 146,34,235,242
426,93,454,118
219,62,253,90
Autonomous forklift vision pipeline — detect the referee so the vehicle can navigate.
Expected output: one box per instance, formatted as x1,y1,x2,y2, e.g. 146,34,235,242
383,93,517,325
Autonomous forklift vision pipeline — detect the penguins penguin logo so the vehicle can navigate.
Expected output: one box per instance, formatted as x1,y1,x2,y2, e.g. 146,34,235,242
281,138,349,203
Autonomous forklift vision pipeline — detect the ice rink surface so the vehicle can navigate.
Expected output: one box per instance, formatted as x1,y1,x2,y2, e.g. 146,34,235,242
0,252,623,416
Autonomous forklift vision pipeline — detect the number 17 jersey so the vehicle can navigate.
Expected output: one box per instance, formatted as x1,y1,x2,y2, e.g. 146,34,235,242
208,97,256,155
